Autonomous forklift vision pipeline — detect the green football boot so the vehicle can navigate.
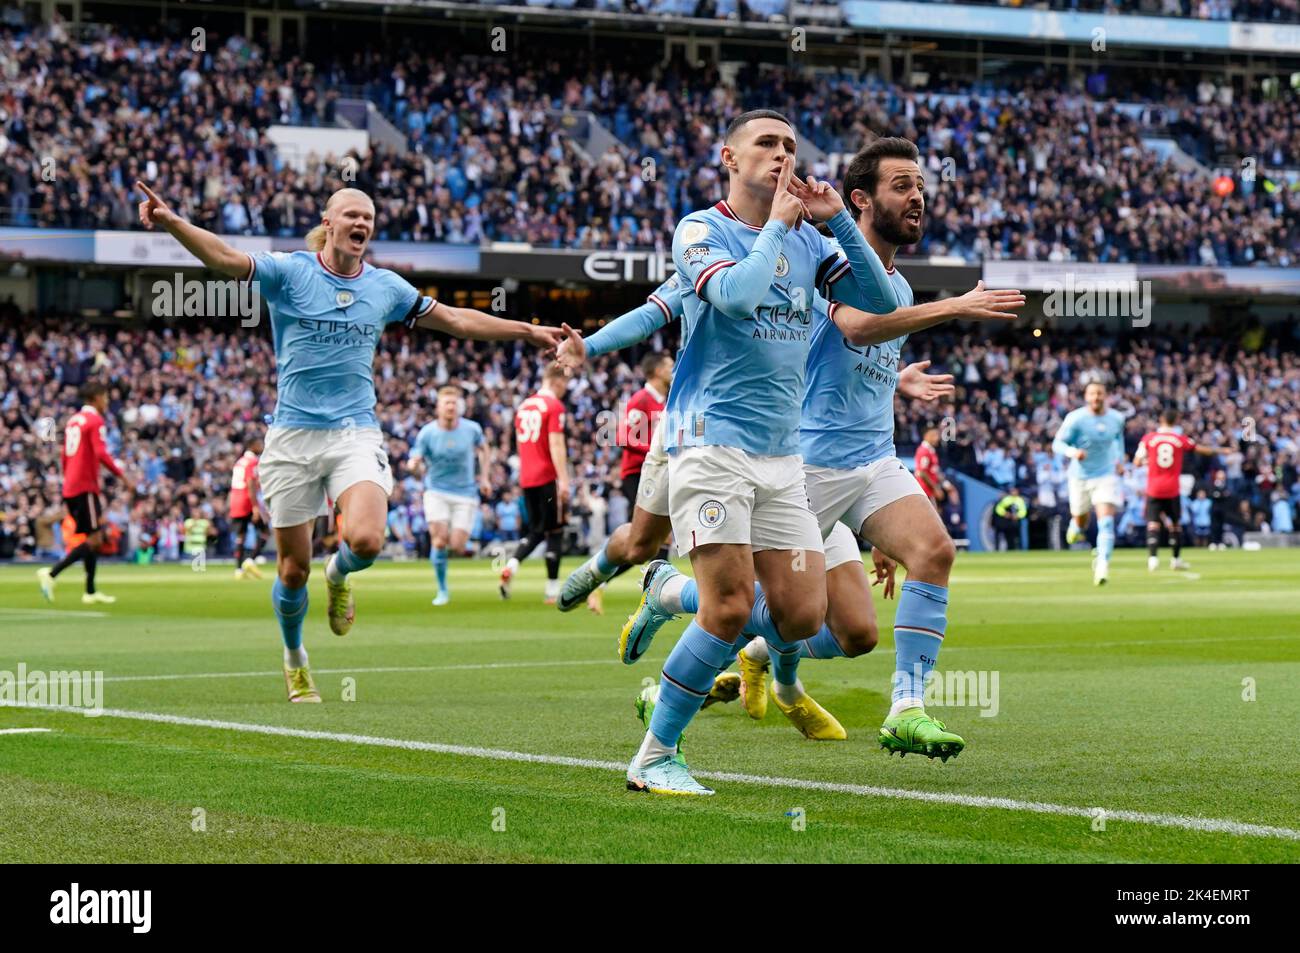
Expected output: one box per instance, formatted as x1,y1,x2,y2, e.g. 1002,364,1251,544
878,707,965,762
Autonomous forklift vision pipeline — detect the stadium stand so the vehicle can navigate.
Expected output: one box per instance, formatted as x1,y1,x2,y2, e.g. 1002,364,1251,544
2,23,1296,264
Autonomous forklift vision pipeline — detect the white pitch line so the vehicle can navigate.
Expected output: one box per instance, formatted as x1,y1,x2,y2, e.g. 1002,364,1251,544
31,704,1300,843
101,659,620,683
0,608,109,619
0,728,53,735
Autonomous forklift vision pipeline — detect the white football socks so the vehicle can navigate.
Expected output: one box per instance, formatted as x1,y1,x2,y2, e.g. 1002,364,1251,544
284,646,309,670
659,573,688,613
772,678,804,706
632,728,676,769
324,554,344,585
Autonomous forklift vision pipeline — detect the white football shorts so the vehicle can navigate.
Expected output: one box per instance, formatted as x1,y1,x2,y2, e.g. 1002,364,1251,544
260,426,394,528
423,489,477,535
635,415,670,518
804,456,926,540
1068,474,1123,517
668,445,822,555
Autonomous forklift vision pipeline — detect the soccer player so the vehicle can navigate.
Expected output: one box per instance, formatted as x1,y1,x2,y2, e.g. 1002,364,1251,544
136,182,563,702
558,290,966,740
591,352,674,614
636,137,1023,759
555,276,684,613
411,384,488,605
499,363,570,604
1133,407,1231,572
230,435,268,579
1052,379,1128,585
914,424,943,505
621,109,906,795
37,381,125,605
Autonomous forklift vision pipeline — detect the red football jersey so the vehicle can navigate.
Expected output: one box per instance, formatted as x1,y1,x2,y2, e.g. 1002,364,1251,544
1142,431,1196,499
61,406,124,498
618,385,666,478
229,451,260,518
914,441,941,498
515,392,565,488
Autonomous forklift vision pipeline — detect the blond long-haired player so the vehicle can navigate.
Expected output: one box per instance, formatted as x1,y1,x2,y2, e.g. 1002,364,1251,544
138,183,565,701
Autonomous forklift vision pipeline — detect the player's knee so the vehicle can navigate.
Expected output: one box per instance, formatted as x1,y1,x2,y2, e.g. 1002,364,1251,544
908,534,955,582
625,534,660,564
432,532,449,549
839,618,878,657
278,562,310,589
932,535,957,574
347,532,384,560
708,586,755,636
771,594,826,641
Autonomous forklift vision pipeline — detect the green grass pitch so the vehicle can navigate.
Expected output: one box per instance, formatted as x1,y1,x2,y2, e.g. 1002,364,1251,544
1,550,1298,863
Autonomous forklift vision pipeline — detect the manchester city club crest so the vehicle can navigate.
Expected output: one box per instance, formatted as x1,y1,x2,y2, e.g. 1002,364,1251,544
698,500,726,528
774,253,789,278
336,289,355,308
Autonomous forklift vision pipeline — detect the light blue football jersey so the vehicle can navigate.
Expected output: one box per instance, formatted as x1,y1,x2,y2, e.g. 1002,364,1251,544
800,268,916,470
413,418,484,499
668,202,883,457
248,250,433,429
584,274,684,358
1053,405,1127,480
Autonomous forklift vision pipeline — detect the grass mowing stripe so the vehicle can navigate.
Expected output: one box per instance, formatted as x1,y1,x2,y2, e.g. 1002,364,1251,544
34,704,1300,843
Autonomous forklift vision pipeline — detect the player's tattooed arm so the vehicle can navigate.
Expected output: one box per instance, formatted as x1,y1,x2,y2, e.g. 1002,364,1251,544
135,181,252,279
830,281,1025,346
415,303,568,353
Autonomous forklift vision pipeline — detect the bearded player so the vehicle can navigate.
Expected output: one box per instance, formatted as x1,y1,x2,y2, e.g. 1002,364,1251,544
621,110,906,795
1053,379,1127,586
137,182,563,702
632,138,1023,759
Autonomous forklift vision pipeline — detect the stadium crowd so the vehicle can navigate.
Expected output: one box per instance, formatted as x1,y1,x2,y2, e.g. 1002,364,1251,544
913,0,1298,23
452,0,1300,26
2,22,1297,266
0,306,657,563
2,302,1297,562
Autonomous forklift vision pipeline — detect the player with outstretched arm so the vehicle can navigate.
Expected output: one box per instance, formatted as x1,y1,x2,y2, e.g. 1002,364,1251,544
136,182,564,702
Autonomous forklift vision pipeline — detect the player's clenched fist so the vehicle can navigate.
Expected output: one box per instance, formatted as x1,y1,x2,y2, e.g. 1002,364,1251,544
135,181,177,230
